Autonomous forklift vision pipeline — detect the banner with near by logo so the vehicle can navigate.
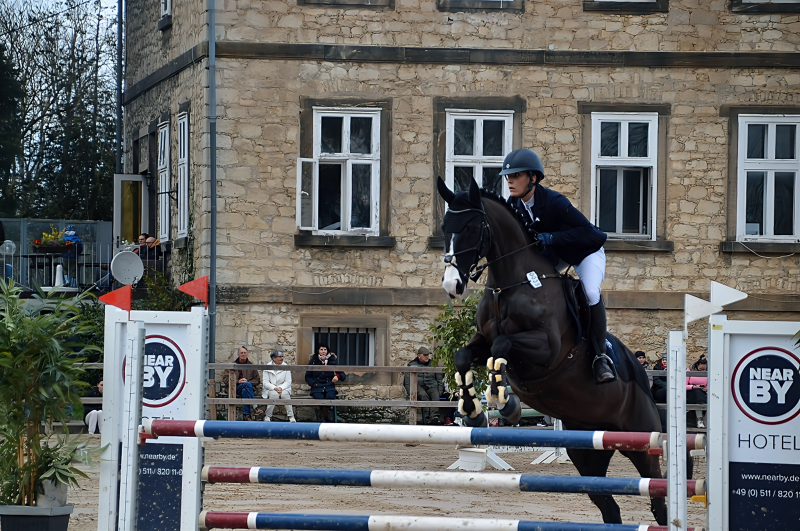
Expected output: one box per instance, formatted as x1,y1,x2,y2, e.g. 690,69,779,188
98,307,206,531
708,316,800,531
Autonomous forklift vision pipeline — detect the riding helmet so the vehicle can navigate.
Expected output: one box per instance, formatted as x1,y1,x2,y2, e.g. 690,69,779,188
498,149,544,179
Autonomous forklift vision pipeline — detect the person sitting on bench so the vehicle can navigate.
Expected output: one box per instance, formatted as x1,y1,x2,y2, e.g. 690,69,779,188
305,344,346,423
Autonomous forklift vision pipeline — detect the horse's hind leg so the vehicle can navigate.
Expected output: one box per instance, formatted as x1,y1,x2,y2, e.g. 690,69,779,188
566,448,622,524
454,334,491,428
621,450,667,526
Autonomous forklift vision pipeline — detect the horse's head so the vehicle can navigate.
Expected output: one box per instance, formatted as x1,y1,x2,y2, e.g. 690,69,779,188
437,176,491,299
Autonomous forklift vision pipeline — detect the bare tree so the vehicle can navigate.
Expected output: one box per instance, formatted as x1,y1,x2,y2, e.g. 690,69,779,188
0,0,116,220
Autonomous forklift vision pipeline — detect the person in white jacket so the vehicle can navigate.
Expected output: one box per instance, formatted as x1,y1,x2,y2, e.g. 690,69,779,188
262,349,296,422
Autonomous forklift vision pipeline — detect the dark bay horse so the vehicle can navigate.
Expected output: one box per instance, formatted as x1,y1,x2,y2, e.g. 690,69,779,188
437,177,667,525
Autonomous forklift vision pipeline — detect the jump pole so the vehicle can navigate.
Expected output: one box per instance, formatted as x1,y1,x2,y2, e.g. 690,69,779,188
198,512,705,531
202,466,706,497
143,420,662,452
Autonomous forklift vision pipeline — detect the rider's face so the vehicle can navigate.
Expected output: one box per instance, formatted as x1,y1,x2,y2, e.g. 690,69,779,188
505,172,533,198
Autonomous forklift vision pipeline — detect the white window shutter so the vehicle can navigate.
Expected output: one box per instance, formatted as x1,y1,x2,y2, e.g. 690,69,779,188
177,113,189,238
158,122,170,242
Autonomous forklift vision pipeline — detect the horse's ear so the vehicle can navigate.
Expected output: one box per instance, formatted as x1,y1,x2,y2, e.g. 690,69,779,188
437,176,455,205
468,176,481,207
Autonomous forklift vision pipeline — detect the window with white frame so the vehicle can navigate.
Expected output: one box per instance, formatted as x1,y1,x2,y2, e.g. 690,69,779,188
590,113,659,239
296,108,381,234
161,0,171,17
445,110,513,198
736,115,800,241
177,113,189,238
157,122,170,242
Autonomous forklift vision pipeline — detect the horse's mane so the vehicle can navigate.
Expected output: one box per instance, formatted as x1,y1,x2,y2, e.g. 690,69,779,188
478,189,538,243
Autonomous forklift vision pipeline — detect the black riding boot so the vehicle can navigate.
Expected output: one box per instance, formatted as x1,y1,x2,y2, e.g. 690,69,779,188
589,298,616,383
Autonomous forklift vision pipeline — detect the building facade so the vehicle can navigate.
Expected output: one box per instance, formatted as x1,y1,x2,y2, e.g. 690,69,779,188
124,0,800,399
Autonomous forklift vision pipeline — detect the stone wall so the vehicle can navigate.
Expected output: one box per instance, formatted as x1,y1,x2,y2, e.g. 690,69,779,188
126,0,207,84
216,0,800,52
213,57,800,293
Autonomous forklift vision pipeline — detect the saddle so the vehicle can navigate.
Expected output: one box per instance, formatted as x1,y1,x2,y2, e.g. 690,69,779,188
560,273,591,343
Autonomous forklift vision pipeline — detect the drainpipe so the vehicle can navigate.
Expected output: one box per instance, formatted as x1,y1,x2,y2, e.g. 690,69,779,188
116,0,122,173
208,0,217,369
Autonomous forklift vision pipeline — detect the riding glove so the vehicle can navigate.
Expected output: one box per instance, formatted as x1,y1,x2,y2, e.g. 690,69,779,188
537,233,553,247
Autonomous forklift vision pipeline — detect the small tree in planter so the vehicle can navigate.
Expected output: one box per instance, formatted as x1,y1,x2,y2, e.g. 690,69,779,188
0,279,97,527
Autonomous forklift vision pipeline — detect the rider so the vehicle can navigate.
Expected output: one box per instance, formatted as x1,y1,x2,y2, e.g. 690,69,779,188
499,148,616,384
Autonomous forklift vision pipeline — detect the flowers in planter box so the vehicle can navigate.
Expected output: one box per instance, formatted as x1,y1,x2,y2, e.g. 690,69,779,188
32,226,72,247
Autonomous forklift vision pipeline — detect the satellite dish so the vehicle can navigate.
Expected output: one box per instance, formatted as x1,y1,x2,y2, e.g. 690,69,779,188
110,251,144,285
0,240,16,256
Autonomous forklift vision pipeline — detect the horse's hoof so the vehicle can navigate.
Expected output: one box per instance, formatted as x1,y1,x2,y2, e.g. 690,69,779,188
464,412,488,428
499,394,521,424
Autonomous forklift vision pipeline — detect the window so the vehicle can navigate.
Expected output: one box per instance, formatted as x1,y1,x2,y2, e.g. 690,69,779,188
313,327,375,366
736,115,800,241
160,0,171,17
590,113,659,239
444,110,513,198
583,0,668,14
157,122,170,242
177,113,189,239
296,108,381,235
437,0,524,12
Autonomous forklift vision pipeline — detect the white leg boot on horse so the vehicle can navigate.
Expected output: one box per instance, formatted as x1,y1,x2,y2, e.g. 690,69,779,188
454,371,487,427
486,357,522,424
589,297,617,384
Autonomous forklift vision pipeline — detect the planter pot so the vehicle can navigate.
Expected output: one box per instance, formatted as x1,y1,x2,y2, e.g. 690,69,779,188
36,479,68,508
0,505,72,531
31,246,72,254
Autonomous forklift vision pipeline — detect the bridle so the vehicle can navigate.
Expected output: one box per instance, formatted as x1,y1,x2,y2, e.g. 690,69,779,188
443,205,540,283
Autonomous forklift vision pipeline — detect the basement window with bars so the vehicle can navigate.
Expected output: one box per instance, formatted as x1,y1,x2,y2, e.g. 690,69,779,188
590,113,659,239
313,327,375,367
736,115,800,241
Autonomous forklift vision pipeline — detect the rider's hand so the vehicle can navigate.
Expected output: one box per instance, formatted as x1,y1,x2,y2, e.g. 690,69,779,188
537,233,553,247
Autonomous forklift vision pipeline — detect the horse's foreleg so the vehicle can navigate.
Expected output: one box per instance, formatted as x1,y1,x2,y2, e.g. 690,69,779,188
454,334,490,428
485,347,521,424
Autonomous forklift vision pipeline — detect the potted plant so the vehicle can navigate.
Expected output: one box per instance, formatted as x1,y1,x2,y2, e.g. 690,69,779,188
0,278,98,530
30,226,75,254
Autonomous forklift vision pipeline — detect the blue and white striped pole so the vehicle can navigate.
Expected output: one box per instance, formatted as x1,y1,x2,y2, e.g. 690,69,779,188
144,420,662,452
202,466,704,497
199,511,702,531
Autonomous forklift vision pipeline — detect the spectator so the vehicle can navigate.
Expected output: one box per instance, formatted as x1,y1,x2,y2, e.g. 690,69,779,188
635,351,649,370
305,344,346,423
134,233,149,255
262,349,296,423
142,236,162,260
223,346,262,421
651,354,667,403
83,381,103,434
403,346,445,425
686,356,708,429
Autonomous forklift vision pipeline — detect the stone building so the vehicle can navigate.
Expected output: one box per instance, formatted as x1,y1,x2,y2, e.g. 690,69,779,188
123,0,800,401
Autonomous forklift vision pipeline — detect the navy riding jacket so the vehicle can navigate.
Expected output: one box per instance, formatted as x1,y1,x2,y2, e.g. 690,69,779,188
507,185,607,266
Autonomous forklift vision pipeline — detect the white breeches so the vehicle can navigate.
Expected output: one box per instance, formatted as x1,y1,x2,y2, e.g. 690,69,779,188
265,389,294,417
85,410,103,434
574,247,606,306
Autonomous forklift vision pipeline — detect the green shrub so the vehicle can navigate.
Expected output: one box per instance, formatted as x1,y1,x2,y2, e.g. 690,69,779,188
427,295,488,399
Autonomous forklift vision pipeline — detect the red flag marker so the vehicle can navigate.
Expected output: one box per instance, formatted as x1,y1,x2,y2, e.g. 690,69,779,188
99,285,132,318
178,276,209,308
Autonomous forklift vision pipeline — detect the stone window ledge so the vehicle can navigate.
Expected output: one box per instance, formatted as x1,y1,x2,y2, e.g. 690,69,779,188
730,0,800,13
437,0,524,13
294,234,396,248
430,236,674,252
604,239,674,252
173,236,189,249
719,241,800,254
298,0,393,6
158,15,172,32
583,0,668,13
